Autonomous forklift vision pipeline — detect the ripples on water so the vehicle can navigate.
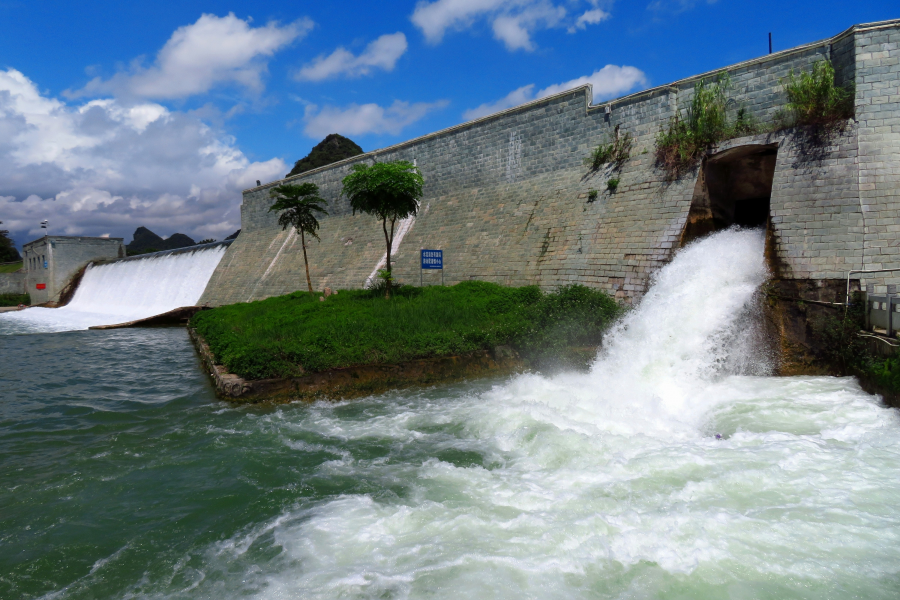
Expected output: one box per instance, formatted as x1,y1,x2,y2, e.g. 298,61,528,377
1,230,899,599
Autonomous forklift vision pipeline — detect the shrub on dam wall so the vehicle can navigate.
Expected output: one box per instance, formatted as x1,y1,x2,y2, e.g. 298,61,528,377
191,282,622,380
778,59,854,129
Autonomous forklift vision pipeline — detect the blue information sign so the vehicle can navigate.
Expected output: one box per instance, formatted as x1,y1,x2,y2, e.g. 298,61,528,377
420,249,443,269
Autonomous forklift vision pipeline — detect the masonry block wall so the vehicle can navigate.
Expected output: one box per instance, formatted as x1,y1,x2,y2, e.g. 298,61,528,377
855,22,900,292
0,272,24,296
200,19,900,307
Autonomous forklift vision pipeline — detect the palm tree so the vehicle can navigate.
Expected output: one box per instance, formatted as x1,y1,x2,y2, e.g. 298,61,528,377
269,183,329,293
340,161,423,298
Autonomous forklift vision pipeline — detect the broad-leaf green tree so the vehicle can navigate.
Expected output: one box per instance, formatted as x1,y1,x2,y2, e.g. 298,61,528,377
341,160,423,298
269,183,329,293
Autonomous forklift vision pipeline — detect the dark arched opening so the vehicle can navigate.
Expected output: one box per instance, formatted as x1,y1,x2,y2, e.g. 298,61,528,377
681,144,778,246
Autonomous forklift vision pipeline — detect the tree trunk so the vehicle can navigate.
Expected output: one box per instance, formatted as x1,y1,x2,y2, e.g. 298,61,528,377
301,229,313,293
382,217,394,299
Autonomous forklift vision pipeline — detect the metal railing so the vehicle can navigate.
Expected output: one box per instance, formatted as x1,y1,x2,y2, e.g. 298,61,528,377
845,268,900,307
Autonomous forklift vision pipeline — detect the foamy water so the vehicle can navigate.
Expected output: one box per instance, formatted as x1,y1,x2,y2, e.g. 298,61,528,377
0,245,226,334
4,229,898,598
143,229,897,598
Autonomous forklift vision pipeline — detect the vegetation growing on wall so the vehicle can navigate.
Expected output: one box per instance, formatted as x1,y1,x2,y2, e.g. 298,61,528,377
191,282,622,381
813,301,900,399
777,59,854,129
584,125,633,172
655,75,738,180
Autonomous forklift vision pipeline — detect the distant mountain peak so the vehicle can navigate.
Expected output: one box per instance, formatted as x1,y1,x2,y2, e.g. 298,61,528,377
127,227,195,252
286,133,363,178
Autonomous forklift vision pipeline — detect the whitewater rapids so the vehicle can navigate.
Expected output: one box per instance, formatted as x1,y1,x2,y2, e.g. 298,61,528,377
149,228,895,598
0,244,226,334
3,229,898,599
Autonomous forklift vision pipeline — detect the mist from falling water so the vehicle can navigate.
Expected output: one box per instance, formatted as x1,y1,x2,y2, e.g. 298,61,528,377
0,245,226,334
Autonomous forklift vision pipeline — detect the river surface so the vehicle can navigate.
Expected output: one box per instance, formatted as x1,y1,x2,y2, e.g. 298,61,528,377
2,230,900,599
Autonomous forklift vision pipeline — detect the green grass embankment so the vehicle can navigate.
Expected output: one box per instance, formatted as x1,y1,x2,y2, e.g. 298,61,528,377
0,293,29,307
191,281,622,381
0,262,23,273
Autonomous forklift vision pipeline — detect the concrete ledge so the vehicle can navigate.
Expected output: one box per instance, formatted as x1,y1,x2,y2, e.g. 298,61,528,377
188,327,527,403
89,306,207,330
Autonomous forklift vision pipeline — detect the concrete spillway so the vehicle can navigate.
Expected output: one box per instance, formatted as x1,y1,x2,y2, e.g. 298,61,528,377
0,243,228,334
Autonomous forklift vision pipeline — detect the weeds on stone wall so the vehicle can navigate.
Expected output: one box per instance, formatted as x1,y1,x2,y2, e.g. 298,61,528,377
776,59,854,130
813,301,867,374
656,75,730,180
811,299,900,399
584,125,633,172
654,74,766,180
606,178,620,193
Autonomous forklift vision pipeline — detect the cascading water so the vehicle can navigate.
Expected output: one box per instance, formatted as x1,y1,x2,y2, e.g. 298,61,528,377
210,228,896,598
0,244,227,334
2,228,899,598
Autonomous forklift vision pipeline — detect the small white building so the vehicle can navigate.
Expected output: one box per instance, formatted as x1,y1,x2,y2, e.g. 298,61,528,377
23,236,124,304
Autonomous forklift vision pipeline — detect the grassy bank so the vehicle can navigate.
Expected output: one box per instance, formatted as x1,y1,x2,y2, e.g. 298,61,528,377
0,262,23,273
0,293,29,307
191,281,621,381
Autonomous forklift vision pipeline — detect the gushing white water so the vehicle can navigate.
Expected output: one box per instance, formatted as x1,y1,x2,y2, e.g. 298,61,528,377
0,245,226,334
122,228,898,598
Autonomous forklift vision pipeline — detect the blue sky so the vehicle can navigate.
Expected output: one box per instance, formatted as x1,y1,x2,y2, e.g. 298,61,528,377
0,1,895,247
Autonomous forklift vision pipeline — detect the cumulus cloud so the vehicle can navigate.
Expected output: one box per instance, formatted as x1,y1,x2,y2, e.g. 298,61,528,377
295,33,408,81
302,99,450,138
411,0,607,51
568,8,609,32
68,13,312,100
462,65,648,120
0,68,284,246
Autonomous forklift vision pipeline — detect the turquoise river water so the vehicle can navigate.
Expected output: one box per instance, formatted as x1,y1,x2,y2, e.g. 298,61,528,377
2,229,900,599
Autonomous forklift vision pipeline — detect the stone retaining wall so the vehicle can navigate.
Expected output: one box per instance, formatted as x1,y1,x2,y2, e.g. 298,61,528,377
0,272,24,296
200,19,900,307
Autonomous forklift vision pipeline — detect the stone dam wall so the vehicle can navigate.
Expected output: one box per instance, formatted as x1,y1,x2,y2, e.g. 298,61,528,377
200,19,900,307
0,271,24,296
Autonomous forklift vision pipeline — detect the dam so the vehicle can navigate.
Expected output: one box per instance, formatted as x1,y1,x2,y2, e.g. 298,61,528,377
1,242,229,333
3,18,900,599
199,19,900,311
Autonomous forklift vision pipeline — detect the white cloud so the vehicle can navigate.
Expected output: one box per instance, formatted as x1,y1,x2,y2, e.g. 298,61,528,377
538,64,648,97
69,13,312,100
411,0,606,51
295,33,408,81
302,99,450,138
463,65,647,120
0,68,284,245
568,8,609,32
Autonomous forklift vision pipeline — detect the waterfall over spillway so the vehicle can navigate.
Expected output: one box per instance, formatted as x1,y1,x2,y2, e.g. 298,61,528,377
0,244,227,334
4,228,900,598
